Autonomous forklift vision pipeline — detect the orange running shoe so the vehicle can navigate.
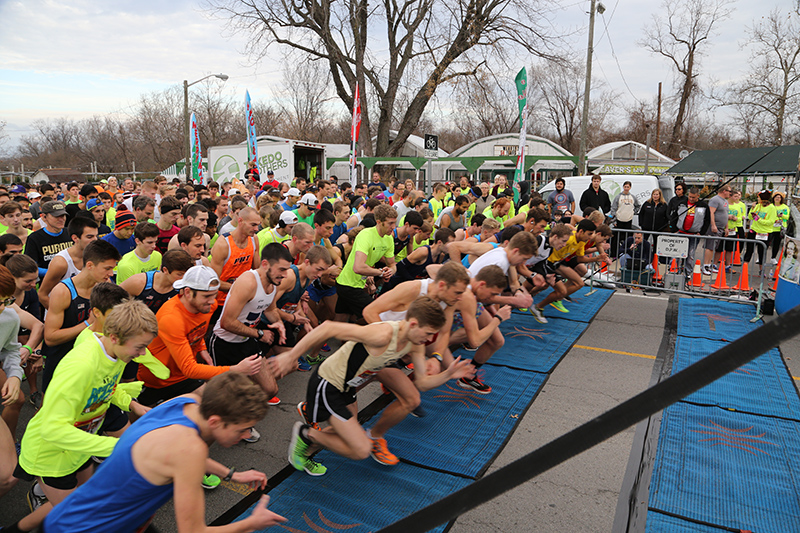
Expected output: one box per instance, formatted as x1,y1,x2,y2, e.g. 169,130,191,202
296,402,321,431
370,438,399,466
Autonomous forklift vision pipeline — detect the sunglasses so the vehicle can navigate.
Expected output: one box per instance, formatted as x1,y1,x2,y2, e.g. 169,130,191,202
0,296,16,306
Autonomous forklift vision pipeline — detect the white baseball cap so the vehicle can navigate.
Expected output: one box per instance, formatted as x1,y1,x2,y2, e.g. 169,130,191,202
173,266,220,291
283,187,301,198
299,193,318,208
279,211,298,225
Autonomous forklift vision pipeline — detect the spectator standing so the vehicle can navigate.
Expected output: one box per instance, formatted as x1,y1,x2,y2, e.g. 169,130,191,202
579,174,611,216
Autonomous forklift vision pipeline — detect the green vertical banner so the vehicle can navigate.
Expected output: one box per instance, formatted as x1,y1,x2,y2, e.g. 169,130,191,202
513,68,527,202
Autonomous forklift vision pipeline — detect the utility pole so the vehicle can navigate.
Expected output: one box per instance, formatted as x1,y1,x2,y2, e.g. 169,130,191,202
656,82,662,151
579,0,602,175
645,124,651,175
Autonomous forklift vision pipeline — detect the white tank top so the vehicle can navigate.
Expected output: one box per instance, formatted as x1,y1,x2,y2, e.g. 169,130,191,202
378,279,446,322
55,248,80,281
213,270,276,343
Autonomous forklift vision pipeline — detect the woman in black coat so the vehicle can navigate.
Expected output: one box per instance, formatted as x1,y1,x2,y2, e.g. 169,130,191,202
640,188,670,255
666,182,686,232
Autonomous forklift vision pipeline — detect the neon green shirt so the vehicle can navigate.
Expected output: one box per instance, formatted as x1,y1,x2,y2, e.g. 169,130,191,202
116,250,162,283
728,201,746,230
748,203,777,234
75,327,169,380
775,204,790,231
106,207,117,230
337,227,394,289
257,227,291,254
19,334,128,477
297,212,315,227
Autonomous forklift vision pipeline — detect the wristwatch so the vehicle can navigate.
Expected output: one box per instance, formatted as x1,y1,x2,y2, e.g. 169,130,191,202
223,466,236,482
256,329,265,339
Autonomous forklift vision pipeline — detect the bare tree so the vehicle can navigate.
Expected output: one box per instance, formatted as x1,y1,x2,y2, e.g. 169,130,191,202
640,0,733,157
529,58,616,154
209,0,557,157
718,9,800,145
276,60,335,142
451,72,520,139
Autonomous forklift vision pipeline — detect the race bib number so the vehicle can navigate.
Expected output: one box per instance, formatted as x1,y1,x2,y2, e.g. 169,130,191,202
728,230,736,236
346,370,376,389
75,412,106,435
756,233,769,241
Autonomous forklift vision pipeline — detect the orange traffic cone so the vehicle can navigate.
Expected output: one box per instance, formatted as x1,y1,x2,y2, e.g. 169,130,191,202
771,254,782,291
669,258,679,273
652,253,663,282
687,260,704,288
734,262,751,292
711,258,729,290
732,242,742,266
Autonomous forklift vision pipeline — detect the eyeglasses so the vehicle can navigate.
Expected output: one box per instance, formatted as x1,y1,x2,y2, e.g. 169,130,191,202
0,296,16,306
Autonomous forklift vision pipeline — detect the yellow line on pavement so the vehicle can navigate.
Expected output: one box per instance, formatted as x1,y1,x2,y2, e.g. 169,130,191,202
794,375,800,381
573,344,656,360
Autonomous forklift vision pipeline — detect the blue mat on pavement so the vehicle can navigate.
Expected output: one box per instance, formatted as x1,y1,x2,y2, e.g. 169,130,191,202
368,365,548,479
677,299,759,341
672,336,800,420
236,452,471,533
484,313,587,373
514,285,614,323
648,403,800,532
645,511,735,533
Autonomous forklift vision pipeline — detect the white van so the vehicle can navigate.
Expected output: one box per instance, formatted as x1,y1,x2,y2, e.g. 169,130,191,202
538,174,675,224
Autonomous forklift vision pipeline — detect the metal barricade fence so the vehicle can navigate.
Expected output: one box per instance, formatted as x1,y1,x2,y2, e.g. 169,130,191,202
585,228,770,321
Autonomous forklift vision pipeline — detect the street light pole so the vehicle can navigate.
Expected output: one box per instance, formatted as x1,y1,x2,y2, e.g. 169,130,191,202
183,73,228,183
578,0,604,175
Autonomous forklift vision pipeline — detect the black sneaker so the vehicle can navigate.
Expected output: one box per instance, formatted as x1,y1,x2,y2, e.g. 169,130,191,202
457,376,492,395
29,391,43,410
410,403,426,418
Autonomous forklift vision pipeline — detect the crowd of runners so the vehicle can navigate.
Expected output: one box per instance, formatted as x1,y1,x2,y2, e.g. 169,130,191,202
0,171,741,532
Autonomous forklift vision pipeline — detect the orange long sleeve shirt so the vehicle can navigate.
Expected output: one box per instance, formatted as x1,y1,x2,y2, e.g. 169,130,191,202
138,295,229,388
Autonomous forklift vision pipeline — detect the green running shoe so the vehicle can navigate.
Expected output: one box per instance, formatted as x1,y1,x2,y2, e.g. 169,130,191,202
288,422,326,475
301,457,327,476
305,353,326,365
202,474,221,489
549,300,569,313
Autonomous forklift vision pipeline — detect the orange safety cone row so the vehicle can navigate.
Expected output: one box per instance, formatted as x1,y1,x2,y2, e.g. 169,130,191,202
711,258,729,290
687,260,704,288
734,262,751,292
652,253,663,282
669,258,679,273
732,242,742,266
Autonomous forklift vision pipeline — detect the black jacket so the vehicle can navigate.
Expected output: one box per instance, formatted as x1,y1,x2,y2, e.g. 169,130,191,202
579,185,611,215
639,200,670,232
667,195,684,231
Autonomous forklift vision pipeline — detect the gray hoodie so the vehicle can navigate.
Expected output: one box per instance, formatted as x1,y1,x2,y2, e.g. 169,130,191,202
0,307,22,382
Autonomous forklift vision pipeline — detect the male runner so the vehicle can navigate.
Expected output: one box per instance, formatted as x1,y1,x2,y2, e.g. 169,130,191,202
168,202,211,251
40,373,286,533
278,297,470,476
115,222,161,283
467,231,537,309
120,249,194,314
256,210,296,252
136,266,262,407
335,204,398,322
209,207,260,306
177,226,211,267
41,240,121,392
101,210,136,257
208,243,294,411
360,262,474,464
37,218,99,309
12,300,155,532
382,227,455,293
24,200,72,278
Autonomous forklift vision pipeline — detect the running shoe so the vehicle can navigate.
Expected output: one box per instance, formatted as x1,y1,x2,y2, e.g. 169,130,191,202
370,438,399,466
27,482,47,511
410,403,426,418
457,376,492,394
267,397,281,406
517,308,528,313
28,391,42,410
549,300,569,313
320,343,332,352
297,357,312,372
288,422,326,476
202,474,221,489
530,306,548,324
305,353,326,365
296,402,321,431
701,265,712,276
461,344,478,352
243,427,260,443
771,257,778,265
564,296,573,303
711,264,719,273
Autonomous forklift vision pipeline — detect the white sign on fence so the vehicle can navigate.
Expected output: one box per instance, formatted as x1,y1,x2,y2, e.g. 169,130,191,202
657,235,690,259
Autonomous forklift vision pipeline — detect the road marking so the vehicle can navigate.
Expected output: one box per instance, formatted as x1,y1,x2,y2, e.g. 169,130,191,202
574,344,656,360
220,480,254,496
794,375,800,381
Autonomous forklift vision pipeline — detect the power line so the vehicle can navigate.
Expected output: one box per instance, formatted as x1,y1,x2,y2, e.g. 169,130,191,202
600,13,641,104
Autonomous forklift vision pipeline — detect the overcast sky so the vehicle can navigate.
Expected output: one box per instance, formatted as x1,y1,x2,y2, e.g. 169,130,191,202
0,0,791,152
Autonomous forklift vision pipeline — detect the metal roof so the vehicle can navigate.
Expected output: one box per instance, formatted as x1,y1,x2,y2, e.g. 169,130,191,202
666,145,800,176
